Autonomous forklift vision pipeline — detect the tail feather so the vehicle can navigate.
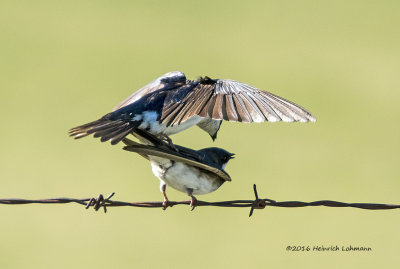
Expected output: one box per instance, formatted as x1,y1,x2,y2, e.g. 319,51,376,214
69,117,138,145
98,124,130,142
110,128,135,145
87,121,127,134
92,122,128,138
69,119,103,134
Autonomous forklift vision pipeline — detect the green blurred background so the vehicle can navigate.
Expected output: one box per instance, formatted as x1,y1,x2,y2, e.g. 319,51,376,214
1,0,399,268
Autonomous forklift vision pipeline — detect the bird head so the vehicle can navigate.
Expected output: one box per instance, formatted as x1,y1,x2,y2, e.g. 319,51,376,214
198,147,235,170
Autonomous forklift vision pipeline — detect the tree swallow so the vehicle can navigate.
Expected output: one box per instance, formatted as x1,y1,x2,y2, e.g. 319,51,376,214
69,71,316,145
122,129,235,209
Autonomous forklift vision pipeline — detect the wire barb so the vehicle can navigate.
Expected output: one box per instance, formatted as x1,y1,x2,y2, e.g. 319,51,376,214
1,185,400,216
249,184,268,217
85,192,115,213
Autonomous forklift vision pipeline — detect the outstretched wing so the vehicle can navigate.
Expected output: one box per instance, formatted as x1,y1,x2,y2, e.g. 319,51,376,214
113,71,187,111
122,142,231,182
160,78,316,127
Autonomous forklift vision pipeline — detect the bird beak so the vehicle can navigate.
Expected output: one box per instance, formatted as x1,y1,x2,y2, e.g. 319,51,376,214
229,153,236,159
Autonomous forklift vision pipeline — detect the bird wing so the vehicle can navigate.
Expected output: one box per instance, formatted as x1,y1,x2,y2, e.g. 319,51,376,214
122,143,232,182
160,78,316,127
121,138,150,160
113,71,187,111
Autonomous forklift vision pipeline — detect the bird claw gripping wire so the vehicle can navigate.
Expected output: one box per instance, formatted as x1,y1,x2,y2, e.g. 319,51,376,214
85,193,115,213
249,184,275,217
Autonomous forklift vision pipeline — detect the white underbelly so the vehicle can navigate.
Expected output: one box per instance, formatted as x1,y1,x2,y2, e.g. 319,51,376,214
149,157,223,195
138,112,203,136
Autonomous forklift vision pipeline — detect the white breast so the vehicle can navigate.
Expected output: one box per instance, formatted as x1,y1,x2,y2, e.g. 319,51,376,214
149,156,223,195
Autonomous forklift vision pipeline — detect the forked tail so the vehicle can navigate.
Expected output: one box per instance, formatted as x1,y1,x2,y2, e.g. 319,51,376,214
69,115,139,145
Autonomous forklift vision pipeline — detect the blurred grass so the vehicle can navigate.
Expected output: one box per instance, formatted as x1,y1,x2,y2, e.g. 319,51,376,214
1,0,400,268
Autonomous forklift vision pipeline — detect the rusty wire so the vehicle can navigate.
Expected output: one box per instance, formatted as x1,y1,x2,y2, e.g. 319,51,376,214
1,184,399,217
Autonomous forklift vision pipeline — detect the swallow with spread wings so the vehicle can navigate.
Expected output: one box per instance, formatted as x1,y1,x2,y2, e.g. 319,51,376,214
70,71,316,146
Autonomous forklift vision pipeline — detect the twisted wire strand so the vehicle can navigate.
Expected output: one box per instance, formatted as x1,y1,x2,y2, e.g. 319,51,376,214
1,185,399,217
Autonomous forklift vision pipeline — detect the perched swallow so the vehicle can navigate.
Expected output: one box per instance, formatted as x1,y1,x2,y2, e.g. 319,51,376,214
69,71,316,145
122,130,235,208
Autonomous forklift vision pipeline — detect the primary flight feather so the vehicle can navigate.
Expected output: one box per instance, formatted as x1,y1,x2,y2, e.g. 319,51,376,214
69,71,316,145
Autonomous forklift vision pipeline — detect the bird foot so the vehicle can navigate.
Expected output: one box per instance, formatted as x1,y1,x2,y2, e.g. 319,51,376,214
160,135,179,152
190,196,198,211
162,197,169,210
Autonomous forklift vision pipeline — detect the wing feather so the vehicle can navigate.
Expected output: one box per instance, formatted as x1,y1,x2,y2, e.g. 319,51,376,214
180,86,210,123
123,145,231,181
159,77,315,126
245,92,281,122
224,94,238,121
173,92,199,125
232,94,252,122
211,94,224,119
199,93,217,118
189,85,214,116
162,103,185,126
238,93,266,122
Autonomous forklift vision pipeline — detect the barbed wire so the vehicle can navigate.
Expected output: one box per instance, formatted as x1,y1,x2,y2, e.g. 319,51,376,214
1,185,399,217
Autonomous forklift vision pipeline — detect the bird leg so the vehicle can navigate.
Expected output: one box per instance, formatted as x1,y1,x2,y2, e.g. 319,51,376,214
160,134,178,152
190,195,198,211
161,183,169,210
186,188,197,211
